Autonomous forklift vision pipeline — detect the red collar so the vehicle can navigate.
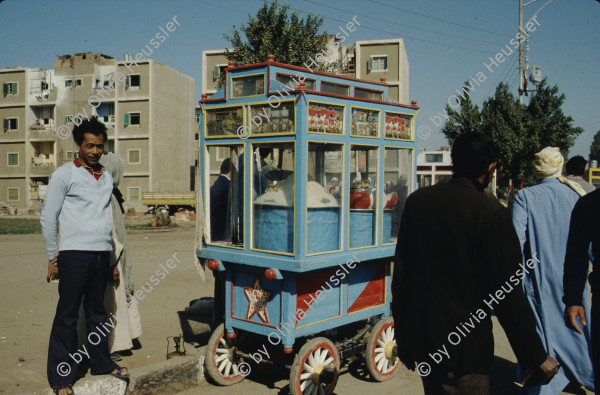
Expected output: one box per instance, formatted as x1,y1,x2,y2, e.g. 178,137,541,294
73,158,104,180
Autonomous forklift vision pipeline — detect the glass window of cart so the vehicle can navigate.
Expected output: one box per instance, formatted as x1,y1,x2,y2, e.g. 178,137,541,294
351,107,380,138
308,102,344,135
249,101,295,135
349,145,378,248
307,143,343,254
205,106,244,137
206,144,244,247
231,74,265,98
384,112,413,140
252,143,295,254
383,147,413,244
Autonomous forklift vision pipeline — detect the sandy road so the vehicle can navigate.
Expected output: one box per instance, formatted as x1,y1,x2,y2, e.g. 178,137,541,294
0,222,592,394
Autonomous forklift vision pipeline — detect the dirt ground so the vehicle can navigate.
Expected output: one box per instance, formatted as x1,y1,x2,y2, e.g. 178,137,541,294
0,219,210,394
0,219,593,395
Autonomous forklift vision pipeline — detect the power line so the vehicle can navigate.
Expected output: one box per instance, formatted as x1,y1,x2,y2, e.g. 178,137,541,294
418,0,515,30
301,0,506,46
367,0,514,38
258,0,497,55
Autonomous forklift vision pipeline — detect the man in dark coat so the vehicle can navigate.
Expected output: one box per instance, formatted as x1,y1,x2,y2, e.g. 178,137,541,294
210,158,232,241
564,188,600,392
392,132,558,394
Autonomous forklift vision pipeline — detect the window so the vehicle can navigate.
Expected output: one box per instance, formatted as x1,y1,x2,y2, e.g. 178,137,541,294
195,112,201,124
126,75,141,88
384,112,413,140
368,56,387,72
231,74,265,98
349,145,378,248
41,81,49,90
3,82,18,95
249,102,295,135
128,187,141,201
65,79,73,88
65,115,73,123
383,148,413,244
320,81,349,96
8,153,19,166
276,73,316,90
7,187,19,201
355,87,384,101
308,102,344,134
212,65,227,82
66,151,75,161
425,153,443,163
3,118,18,131
75,79,82,87
124,112,140,126
128,149,141,164
205,106,244,137
351,108,380,137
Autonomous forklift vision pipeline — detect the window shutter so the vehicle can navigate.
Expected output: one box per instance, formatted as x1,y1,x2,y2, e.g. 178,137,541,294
2,83,8,95
124,113,130,126
125,76,130,88
3,119,8,130
367,57,373,72
12,83,17,94
213,66,220,79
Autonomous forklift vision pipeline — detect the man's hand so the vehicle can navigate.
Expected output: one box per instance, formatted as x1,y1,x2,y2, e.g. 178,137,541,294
46,252,59,282
565,305,587,334
111,265,120,283
537,355,560,384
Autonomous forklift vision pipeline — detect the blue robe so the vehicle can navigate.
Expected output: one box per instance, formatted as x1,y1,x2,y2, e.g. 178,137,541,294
512,178,594,393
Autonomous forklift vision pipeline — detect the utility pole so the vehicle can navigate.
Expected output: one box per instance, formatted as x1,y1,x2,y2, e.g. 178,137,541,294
518,0,557,104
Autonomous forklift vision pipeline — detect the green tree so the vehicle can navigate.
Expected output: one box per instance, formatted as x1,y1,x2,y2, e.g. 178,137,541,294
440,82,482,146
589,130,600,162
223,1,328,67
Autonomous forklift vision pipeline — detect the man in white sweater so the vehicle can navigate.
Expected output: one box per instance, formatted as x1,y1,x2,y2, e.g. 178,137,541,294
42,118,128,395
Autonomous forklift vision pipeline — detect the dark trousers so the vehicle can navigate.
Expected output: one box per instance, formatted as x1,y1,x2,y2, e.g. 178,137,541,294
592,290,600,394
422,371,490,395
47,251,117,386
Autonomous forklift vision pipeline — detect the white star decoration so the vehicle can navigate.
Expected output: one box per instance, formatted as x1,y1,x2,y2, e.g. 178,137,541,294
244,276,272,323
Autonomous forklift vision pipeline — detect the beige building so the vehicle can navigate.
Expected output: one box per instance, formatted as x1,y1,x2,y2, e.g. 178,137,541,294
201,38,409,103
0,52,195,211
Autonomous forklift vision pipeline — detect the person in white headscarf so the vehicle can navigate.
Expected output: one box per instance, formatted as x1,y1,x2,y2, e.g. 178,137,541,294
512,147,594,394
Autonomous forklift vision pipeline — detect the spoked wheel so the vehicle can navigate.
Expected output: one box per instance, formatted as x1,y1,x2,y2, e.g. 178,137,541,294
290,337,340,395
205,324,247,385
365,316,401,381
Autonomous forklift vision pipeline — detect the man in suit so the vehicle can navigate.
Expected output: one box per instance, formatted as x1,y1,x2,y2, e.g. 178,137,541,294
210,158,232,241
209,158,232,325
392,132,558,394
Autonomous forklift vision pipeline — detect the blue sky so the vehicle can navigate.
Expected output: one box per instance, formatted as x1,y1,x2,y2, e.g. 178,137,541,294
1,0,598,157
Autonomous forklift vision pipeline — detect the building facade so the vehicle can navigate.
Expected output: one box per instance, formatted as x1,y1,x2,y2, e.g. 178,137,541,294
0,52,195,211
201,38,409,103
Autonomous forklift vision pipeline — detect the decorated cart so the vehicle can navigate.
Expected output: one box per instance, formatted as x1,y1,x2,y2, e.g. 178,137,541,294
197,55,418,394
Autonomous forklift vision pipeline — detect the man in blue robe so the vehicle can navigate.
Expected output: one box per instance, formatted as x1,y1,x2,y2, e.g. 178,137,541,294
512,147,594,394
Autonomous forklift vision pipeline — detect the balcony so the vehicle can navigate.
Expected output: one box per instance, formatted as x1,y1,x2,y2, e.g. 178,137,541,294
29,87,57,105
28,122,56,140
28,162,55,176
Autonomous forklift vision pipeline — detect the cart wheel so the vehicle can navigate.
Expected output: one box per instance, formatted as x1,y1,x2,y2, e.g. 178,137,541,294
205,324,247,386
290,337,340,395
366,317,400,381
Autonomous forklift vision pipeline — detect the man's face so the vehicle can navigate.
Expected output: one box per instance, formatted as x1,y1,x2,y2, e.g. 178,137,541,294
76,132,104,167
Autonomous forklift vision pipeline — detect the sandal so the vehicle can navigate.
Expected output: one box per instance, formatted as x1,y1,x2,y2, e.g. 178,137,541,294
110,366,129,381
51,383,73,395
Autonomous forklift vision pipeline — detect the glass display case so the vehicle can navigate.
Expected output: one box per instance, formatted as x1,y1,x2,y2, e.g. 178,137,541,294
308,102,344,134
205,106,244,137
206,144,244,247
251,142,295,254
351,107,380,138
231,74,265,98
383,147,413,244
249,101,295,135
384,111,413,140
349,145,379,248
307,142,343,254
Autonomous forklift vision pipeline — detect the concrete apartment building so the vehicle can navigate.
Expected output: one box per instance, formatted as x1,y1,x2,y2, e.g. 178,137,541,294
0,52,195,211
201,38,409,103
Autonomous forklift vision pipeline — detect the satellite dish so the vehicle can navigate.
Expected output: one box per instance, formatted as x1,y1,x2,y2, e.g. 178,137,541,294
530,65,543,84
